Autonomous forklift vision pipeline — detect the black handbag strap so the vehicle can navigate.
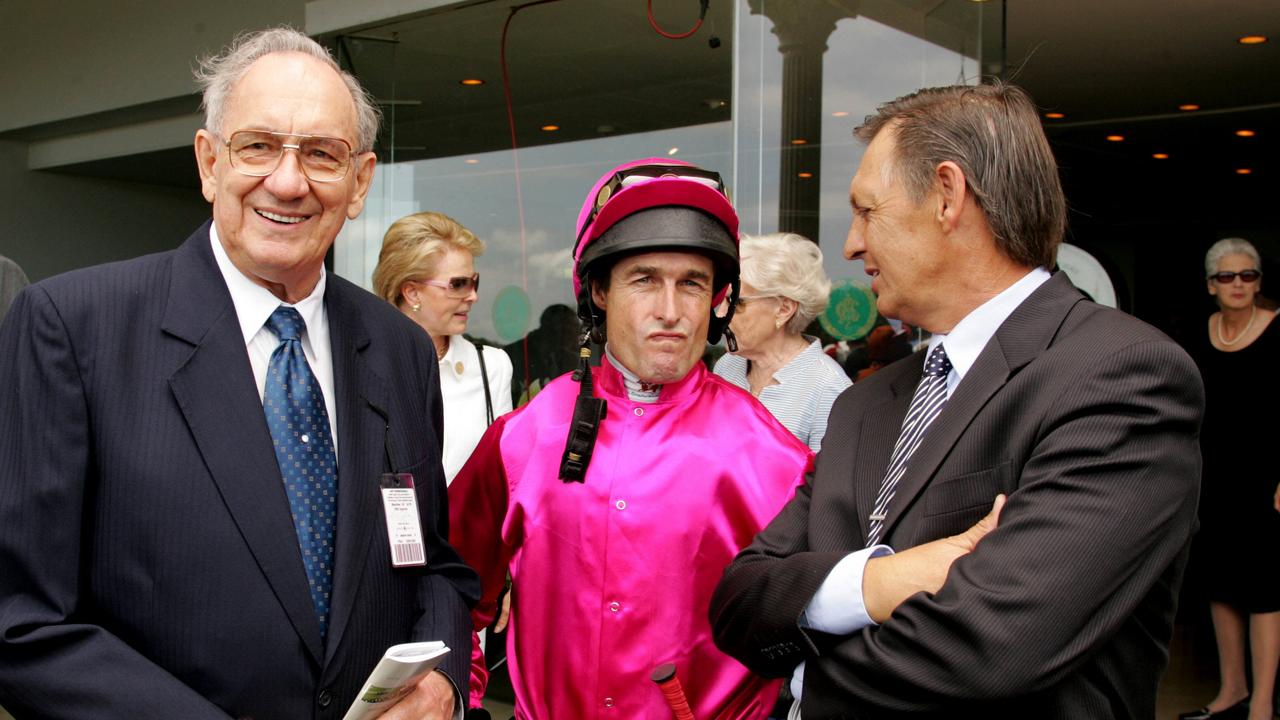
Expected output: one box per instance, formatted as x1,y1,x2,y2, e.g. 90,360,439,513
473,340,495,426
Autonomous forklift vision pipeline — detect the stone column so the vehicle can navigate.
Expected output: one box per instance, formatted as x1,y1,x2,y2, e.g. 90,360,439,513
748,0,857,243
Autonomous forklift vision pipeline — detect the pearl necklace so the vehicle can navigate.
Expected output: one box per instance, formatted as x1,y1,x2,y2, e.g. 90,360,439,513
1216,305,1256,346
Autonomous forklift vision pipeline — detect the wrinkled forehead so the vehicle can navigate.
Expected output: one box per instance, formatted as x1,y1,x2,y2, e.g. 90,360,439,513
610,249,714,277
224,52,358,141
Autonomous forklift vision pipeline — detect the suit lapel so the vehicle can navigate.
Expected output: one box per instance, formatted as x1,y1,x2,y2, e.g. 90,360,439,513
323,279,393,663
163,224,325,664
877,273,1085,542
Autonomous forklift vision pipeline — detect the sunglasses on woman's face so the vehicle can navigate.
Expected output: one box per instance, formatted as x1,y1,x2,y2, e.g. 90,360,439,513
419,273,480,298
1209,269,1262,284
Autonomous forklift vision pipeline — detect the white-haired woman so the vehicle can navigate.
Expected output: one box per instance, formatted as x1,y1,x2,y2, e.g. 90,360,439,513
1182,237,1280,720
373,211,513,484
714,232,851,452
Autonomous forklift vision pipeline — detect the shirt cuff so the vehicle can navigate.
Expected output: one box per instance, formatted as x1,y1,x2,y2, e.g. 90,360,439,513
801,545,894,635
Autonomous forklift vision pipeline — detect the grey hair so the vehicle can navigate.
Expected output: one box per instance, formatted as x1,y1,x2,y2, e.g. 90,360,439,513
194,26,381,152
855,82,1066,270
740,232,832,335
1205,237,1261,277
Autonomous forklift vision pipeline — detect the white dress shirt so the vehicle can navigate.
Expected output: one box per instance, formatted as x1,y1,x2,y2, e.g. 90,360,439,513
209,226,338,451
790,267,1052,703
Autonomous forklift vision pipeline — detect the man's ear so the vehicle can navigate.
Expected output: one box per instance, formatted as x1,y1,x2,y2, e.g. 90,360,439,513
589,277,608,311
194,130,220,204
346,152,378,220
934,160,968,229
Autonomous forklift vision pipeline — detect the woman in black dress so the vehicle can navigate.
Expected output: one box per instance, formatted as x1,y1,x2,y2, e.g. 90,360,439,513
1182,237,1280,720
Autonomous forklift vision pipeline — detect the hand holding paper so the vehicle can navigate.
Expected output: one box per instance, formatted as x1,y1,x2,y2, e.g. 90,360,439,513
343,642,452,720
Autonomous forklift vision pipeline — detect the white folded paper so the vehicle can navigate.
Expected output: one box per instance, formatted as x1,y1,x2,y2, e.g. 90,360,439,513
342,641,452,720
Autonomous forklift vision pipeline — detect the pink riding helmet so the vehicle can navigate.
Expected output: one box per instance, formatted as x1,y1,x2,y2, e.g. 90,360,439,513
570,158,741,344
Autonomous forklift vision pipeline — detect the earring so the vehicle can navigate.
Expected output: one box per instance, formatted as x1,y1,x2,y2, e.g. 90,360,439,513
775,319,784,329
411,303,421,313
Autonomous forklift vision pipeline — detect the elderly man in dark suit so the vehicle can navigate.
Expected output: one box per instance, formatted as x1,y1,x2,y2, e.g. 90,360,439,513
710,83,1203,719
0,28,477,719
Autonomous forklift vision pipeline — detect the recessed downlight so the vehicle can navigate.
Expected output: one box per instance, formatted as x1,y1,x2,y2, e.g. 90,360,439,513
1236,129,1257,137
1105,135,1125,142
1179,103,1201,111
797,172,814,178
459,78,484,86
540,124,560,132
1238,35,1268,45
1044,112,1065,120
790,138,808,145
1236,168,1253,175
1152,153,1170,160
832,111,850,117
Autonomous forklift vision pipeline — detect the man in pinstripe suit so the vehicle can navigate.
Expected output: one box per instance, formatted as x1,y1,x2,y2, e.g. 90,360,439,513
711,83,1204,719
0,28,475,719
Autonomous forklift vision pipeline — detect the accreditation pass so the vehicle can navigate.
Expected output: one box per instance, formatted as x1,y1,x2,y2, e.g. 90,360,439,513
380,473,426,567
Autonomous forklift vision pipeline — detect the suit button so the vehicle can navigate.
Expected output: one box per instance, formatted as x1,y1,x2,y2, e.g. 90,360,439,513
318,689,332,707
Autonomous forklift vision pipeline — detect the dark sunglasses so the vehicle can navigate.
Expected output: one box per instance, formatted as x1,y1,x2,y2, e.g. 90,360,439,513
1208,269,1262,284
420,273,480,297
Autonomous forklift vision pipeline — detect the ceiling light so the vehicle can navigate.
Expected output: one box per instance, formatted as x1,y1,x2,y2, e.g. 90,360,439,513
540,124,560,132
667,147,679,155
1105,135,1125,142
1236,168,1253,175
459,78,484,86
1178,103,1200,111
790,138,808,145
464,158,479,165
1152,153,1170,160
797,172,814,178
832,111,850,117
1044,112,1065,119
1238,35,1268,45
1236,129,1257,137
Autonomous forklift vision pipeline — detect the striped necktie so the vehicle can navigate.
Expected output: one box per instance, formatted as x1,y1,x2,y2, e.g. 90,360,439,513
263,306,338,640
866,344,952,545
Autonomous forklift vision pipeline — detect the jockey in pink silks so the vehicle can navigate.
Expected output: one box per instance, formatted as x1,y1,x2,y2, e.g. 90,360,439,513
449,159,814,719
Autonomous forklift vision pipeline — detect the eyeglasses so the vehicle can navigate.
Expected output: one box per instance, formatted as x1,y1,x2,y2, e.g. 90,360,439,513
223,130,355,182
1208,269,1262,284
574,164,730,253
418,273,480,298
734,294,777,309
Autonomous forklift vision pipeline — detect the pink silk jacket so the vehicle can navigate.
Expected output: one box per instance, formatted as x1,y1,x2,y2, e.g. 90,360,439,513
449,357,813,719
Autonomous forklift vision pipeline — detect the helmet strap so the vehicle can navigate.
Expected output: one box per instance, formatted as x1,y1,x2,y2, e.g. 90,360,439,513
723,326,738,352
559,341,608,483
707,276,741,349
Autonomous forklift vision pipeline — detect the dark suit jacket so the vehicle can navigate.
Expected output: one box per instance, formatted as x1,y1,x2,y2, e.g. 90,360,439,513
710,273,1204,719
0,223,479,719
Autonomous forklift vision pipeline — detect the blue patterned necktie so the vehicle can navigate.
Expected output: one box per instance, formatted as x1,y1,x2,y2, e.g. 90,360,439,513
263,306,338,640
867,344,952,545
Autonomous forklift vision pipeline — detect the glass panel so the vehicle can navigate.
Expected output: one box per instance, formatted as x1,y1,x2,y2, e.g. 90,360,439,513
331,0,1000,400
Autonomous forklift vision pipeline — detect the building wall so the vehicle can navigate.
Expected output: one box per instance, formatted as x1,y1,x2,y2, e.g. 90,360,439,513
0,0,307,282
0,140,211,282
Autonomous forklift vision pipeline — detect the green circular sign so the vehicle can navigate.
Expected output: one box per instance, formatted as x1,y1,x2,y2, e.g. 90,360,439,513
820,280,878,341
491,285,532,342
